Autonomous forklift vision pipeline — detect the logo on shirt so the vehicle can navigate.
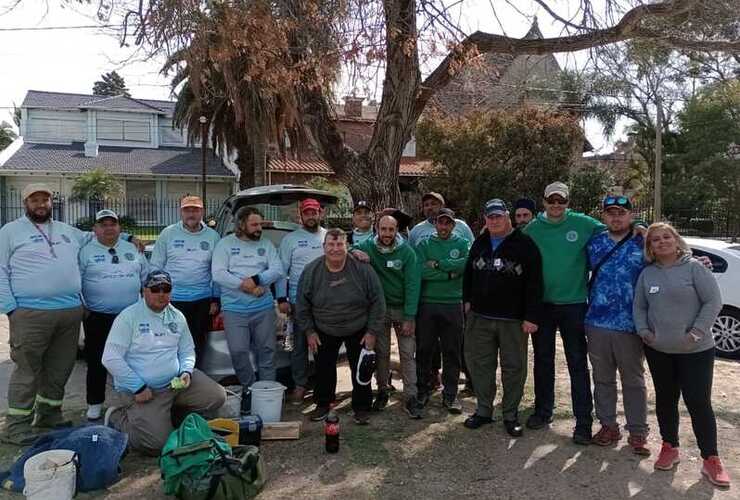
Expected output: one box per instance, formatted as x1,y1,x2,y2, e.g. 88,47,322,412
298,240,308,247
566,230,579,242
61,234,71,244
137,323,151,335
168,322,179,333
450,249,460,259
258,248,266,257
29,234,44,243
230,248,241,256
200,241,210,251
125,252,135,261
173,239,185,249
390,259,403,270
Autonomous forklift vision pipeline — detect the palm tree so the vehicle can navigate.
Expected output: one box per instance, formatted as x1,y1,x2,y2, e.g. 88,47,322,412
0,121,18,151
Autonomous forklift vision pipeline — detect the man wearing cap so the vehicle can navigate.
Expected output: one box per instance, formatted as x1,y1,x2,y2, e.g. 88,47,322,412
295,228,385,424
102,270,226,456
276,198,327,403
212,207,284,414
408,192,474,248
513,198,537,228
351,215,422,418
462,199,542,436
0,184,137,444
150,195,221,368
415,208,469,413
79,209,149,421
522,181,606,444
347,200,374,245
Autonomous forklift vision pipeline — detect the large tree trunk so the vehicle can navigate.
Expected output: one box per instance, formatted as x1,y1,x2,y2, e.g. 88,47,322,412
236,143,255,190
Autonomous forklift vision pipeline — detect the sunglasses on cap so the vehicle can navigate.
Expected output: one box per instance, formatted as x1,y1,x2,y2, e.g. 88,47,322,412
149,285,172,294
545,197,568,205
108,247,119,264
604,196,629,206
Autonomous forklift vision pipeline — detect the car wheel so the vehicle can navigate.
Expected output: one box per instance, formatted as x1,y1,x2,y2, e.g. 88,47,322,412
712,307,740,359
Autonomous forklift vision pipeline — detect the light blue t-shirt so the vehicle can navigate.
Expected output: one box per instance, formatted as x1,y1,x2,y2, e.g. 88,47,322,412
276,227,326,303
490,236,504,252
150,222,221,302
408,218,475,248
80,238,149,314
0,216,96,313
102,298,195,392
212,233,284,314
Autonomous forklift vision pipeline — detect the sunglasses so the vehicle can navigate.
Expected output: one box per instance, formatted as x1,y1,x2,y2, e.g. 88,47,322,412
148,285,172,294
604,196,629,206
108,247,119,264
545,197,568,205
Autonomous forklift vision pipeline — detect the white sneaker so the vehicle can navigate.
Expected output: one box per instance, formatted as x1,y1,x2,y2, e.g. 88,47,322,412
86,404,103,421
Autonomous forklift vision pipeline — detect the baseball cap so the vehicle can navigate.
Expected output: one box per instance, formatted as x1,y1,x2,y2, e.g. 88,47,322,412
436,207,456,222
603,195,632,211
299,198,321,212
544,181,569,199
353,200,372,213
421,192,445,205
22,183,53,201
144,270,172,288
484,198,508,216
356,348,377,386
95,209,119,222
514,197,536,213
181,195,204,209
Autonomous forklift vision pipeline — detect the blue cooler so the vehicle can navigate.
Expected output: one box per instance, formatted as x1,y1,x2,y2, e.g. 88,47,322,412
238,415,263,447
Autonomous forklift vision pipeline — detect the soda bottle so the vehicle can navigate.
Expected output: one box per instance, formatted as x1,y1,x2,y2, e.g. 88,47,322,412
324,412,340,453
282,318,295,352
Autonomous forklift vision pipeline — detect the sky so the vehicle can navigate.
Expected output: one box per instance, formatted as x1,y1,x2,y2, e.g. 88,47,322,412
0,0,623,154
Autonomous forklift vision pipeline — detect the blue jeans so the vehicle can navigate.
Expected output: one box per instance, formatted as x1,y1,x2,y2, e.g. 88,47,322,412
222,308,277,390
531,303,593,427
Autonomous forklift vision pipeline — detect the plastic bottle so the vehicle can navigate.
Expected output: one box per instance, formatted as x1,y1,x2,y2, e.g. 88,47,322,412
324,412,340,453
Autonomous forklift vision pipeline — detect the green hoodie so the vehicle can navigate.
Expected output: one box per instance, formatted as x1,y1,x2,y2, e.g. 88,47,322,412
523,209,605,304
354,236,421,319
416,234,469,304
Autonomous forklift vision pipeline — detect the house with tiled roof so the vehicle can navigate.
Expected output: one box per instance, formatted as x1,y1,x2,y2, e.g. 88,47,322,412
0,90,236,223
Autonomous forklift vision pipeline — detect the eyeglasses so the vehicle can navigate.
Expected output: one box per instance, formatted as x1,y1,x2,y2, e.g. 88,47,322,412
604,196,629,206
108,247,119,264
148,285,172,294
545,197,568,205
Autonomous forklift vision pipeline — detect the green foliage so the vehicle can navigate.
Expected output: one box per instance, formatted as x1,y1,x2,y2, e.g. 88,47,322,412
92,71,130,97
304,177,353,215
416,107,583,223
0,121,17,151
568,166,616,217
75,214,137,233
70,168,123,200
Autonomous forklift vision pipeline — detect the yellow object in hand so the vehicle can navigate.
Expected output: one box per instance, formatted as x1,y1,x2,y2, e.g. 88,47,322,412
170,376,186,390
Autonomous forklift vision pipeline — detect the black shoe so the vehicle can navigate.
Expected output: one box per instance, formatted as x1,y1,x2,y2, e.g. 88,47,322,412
309,405,331,421
443,397,462,415
464,413,493,429
572,426,592,446
405,397,423,419
417,392,430,408
525,414,553,430
372,390,389,412
354,410,370,425
504,420,524,437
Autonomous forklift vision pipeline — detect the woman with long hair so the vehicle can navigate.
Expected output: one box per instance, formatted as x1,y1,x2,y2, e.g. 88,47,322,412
633,222,729,487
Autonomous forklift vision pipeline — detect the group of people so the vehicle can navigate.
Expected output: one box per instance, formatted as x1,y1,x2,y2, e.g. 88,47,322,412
0,180,731,487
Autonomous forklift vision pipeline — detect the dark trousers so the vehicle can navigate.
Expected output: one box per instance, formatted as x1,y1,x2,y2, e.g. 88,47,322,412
645,346,718,458
171,298,212,369
417,303,463,400
83,311,117,405
314,330,372,412
531,303,593,427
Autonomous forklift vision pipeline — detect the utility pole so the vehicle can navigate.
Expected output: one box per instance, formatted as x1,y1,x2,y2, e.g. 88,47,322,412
199,116,207,208
654,96,663,222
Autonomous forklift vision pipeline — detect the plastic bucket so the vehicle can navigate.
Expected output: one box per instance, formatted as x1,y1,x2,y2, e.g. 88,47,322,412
214,385,242,419
249,381,286,423
23,449,76,500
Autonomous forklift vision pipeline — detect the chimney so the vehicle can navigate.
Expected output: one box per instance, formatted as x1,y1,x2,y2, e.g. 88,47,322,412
344,95,364,119
84,142,99,158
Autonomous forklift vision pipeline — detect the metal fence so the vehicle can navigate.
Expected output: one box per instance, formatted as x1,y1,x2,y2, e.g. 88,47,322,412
628,200,740,241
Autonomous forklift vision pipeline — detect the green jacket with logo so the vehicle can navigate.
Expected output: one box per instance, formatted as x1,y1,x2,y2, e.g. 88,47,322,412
354,236,421,319
415,234,469,304
523,209,605,304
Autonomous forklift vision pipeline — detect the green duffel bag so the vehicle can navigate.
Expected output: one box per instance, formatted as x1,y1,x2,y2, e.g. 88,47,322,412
179,445,266,500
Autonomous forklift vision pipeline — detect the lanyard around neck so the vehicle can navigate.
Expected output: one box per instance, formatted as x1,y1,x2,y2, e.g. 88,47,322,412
32,221,57,258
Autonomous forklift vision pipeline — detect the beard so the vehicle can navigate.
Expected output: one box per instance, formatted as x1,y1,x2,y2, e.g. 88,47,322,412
246,230,262,241
303,219,319,232
26,207,52,224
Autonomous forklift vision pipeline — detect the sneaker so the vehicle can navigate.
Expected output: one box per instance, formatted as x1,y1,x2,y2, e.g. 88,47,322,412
572,425,592,446
463,413,493,429
353,410,370,425
309,405,331,422
592,424,621,446
86,404,103,421
289,386,306,405
504,420,524,437
628,434,651,456
525,414,553,430
372,390,389,412
702,456,731,487
443,397,462,415
405,397,423,419
654,442,680,471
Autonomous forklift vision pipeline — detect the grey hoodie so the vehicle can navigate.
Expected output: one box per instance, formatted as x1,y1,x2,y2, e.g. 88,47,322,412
633,255,722,354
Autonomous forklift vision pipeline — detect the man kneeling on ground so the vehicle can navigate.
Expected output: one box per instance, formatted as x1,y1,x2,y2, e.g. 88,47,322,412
294,228,386,425
102,270,226,456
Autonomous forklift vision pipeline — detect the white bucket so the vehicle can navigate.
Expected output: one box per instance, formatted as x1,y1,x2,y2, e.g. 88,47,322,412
23,449,76,500
249,381,286,423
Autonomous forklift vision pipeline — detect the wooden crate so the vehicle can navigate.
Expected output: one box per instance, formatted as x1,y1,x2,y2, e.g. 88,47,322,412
262,421,302,440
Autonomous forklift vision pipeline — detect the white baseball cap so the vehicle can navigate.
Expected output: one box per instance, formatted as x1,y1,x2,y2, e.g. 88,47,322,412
22,183,53,201
544,181,569,199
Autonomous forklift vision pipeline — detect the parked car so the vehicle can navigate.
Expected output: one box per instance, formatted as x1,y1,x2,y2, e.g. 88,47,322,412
200,184,340,381
685,237,740,359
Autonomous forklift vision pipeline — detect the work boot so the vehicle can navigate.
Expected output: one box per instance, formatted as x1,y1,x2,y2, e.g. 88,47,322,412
32,403,72,429
1,414,42,446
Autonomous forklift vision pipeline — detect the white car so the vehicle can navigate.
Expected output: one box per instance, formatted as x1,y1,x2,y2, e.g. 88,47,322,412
685,237,740,359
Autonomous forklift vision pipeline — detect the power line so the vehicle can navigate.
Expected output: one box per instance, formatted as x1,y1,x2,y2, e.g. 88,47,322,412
0,24,118,32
